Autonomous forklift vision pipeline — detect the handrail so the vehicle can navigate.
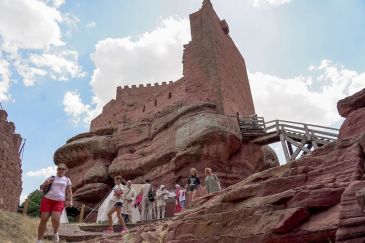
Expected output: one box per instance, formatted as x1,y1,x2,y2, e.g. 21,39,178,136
265,119,339,131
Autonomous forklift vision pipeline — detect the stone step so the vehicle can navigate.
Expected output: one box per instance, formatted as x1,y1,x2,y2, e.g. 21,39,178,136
44,218,172,242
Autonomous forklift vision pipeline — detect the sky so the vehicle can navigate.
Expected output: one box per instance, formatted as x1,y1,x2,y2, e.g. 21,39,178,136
0,0,364,203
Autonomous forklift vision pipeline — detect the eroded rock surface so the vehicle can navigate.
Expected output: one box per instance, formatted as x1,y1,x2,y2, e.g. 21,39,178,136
0,109,22,212
338,88,365,139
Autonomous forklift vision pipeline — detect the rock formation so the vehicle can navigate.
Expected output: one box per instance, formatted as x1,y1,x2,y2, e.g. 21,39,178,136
54,0,279,207
0,108,22,212
338,88,365,139
87,89,365,243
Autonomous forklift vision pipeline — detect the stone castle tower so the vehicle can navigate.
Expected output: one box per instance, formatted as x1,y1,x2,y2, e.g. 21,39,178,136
55,1,277,207
90,0,255,131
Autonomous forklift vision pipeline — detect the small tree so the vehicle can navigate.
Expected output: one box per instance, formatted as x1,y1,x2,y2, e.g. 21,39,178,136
21,190,42,217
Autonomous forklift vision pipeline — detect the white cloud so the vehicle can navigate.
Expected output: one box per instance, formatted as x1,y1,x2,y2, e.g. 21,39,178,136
0,59,11,102
63,17,190,126
63,91,97,125
86,21,96,29
0,0,63,50
19,193,28,204
250,0,291,8
90,17,190,110
26,166,57,178
250,59,365,127
0,0,84,96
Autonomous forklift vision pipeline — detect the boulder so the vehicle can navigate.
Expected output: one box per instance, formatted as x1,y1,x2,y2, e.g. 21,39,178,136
337,88,365,118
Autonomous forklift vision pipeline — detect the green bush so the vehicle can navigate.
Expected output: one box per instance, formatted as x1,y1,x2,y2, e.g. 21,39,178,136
21,190,42,217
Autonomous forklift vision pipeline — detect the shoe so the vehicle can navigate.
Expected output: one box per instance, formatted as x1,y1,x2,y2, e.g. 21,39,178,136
121,227,128,233
53,232,59,243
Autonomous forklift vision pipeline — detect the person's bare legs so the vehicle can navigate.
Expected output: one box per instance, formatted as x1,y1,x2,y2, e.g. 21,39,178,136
107,208,117,227
192,189,198,202
37,212,50,240
116,208,126,228
51,212,61,234
186,191,192,207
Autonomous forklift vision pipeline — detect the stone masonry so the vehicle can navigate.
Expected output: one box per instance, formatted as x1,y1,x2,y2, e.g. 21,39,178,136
0,109,22,212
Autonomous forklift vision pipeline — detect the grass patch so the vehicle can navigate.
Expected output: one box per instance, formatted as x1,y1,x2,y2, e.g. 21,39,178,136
0,209,50,243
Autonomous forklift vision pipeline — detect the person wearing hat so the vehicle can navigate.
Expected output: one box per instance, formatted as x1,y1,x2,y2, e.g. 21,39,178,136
156,184,169,219
36,163,73,243
122,180,136,223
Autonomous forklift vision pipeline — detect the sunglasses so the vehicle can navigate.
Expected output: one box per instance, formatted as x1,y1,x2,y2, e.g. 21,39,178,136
57,168,66,171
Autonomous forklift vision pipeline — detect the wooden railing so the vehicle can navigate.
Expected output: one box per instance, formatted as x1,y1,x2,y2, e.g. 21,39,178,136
234,115,340,162
265,119,339,142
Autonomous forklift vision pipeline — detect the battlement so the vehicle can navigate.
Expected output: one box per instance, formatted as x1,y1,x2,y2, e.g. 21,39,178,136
116,81,174,100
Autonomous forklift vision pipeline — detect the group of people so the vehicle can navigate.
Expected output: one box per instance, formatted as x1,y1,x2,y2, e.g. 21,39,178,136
35,163,221,243
136,167,221,221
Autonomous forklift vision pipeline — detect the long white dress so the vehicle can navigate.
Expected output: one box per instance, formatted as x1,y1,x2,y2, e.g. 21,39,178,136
97,185,141,224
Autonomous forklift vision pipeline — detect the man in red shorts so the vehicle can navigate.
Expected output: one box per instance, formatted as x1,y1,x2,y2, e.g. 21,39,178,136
36,163,73,243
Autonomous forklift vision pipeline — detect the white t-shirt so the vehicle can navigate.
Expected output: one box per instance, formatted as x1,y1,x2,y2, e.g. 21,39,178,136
112,184,124,203
179,190,186,202
45,176,72,201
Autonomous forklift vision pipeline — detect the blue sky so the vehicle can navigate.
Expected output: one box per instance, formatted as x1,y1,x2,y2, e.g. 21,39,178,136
0,0,364,203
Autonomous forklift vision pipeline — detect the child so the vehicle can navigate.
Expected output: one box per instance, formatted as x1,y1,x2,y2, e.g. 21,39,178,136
179,189,186,208
105,176,128,233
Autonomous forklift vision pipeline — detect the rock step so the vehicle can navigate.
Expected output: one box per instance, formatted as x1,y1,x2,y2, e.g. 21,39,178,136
44,218,172,242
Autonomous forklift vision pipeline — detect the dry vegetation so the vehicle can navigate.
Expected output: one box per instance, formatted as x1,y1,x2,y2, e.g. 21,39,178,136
0,209,51,243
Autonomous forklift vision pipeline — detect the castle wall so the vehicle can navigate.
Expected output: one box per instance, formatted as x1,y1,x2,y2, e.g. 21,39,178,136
90,80,187,131
0,109,22,212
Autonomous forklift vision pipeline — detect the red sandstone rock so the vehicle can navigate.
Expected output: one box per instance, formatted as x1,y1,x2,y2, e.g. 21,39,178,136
0,109,22,212
94,135,363,242
54,0,279,208
71,3,365,242
339,107,365,139
337,88,365,118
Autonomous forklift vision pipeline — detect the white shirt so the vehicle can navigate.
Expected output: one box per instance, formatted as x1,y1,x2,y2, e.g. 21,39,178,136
45,176,71,201
112,184,124,203
179,190,186,202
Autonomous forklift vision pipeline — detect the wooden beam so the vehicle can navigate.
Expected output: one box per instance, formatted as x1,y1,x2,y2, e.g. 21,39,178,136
79,204,85,223
289,139,307,160
280,134,290,162
23,198,29,216
285,136,311,154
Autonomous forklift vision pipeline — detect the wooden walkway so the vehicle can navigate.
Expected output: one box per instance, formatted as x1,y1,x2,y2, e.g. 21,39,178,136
234,115,339,162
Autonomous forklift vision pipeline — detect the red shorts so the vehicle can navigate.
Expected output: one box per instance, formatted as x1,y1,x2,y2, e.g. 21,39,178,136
40,197,65,213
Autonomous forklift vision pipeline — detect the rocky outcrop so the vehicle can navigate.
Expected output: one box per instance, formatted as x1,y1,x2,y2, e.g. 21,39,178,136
55,103,278,206
338,88,365,118
86,87,365,242
54,0,279,207
92,135,365,243
338,88,365,139
0,109,22,212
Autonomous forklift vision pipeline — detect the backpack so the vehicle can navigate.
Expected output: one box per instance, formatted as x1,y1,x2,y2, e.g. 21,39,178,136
148,187,155,202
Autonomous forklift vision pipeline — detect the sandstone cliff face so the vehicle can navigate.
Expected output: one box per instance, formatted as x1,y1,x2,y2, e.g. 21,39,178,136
87,88,365,242
55,103,277,206
54,0,278,207
0,109,22,212
338,88,365,139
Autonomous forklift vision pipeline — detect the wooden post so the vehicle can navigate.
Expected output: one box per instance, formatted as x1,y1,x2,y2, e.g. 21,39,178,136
280,134,290,163
79,204,85,223
23,198,29,216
